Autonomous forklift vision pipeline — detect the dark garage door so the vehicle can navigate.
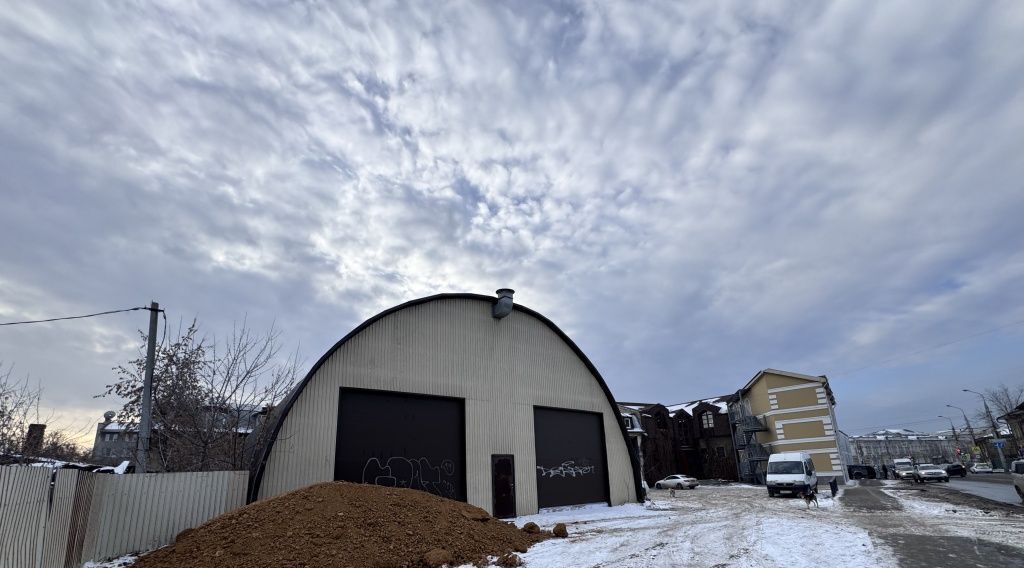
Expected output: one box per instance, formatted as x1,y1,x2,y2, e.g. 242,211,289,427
335,388,466,501
533,407,609,508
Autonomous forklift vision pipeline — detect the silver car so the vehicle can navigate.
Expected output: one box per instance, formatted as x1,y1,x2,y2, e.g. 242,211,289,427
913,463,949,483
654,474,699,489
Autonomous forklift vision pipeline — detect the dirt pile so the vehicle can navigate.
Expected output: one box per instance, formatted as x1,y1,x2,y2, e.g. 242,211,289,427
135,481,549,568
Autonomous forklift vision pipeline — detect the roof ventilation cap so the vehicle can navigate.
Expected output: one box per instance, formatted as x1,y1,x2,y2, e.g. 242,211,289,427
492,288,514,319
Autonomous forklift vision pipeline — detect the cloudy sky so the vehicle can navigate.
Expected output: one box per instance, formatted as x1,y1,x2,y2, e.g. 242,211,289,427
2,1,1022,443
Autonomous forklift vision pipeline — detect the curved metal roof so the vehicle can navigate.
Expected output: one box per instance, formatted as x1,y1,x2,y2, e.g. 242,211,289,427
248,292,644,504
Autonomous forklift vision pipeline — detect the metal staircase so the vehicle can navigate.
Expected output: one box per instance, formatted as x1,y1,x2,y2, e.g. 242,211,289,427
730,405,770,483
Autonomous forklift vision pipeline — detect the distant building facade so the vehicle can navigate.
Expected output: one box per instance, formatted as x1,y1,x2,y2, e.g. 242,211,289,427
619,403,677,484
91,411,137,465
669,397,737,481
618,405,648,485
998,402,1024,459
847,429,958,471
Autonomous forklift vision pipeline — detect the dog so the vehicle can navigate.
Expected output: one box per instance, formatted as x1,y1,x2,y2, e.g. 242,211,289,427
799,491,818,509
669,488,676,497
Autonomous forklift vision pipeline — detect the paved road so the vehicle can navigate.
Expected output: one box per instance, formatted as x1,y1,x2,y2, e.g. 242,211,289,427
947,476,1022,505
962,472,1012,483
842,483,1024,568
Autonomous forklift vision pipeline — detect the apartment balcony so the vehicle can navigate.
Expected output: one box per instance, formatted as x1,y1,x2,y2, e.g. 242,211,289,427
739,415,768,432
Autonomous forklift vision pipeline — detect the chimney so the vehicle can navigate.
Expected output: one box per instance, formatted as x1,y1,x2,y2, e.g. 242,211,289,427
492,288,515,319
24,423,46,456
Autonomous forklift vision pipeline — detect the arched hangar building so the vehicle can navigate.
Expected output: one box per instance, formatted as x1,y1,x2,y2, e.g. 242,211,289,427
250,290,643,517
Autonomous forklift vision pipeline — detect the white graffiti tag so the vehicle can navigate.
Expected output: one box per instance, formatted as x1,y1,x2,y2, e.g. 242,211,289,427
361,456,457,498
536,460,595,478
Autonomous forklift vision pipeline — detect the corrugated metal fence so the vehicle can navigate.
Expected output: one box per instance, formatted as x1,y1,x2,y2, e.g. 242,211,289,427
0,466,248,568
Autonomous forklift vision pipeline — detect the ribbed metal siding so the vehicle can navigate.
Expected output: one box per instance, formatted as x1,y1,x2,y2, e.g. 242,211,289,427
0,468,247,568
80,471,248,563
0,466,50,568
259,298,637,514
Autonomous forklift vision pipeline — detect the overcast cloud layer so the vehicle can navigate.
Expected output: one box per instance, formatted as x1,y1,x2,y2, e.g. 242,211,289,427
2,1,1023,441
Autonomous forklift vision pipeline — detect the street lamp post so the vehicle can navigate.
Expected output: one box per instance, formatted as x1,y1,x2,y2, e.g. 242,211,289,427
946,404,982,460
964,389,1008,471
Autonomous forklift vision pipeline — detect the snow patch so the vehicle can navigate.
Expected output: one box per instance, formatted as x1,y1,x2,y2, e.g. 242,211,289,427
881,489,996,517
82,554,136,567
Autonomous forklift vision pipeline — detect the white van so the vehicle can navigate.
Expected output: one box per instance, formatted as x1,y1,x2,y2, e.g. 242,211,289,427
766,451,818,497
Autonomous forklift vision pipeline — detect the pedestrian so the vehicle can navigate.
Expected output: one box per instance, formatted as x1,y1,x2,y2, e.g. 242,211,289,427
882,464,888,479
829,477,838,497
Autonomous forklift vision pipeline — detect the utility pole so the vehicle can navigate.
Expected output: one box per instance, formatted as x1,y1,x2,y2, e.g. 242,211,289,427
137,301,159,474
938,415,962,462
946,404,981,460
938,415,960,444
964,389,1008,471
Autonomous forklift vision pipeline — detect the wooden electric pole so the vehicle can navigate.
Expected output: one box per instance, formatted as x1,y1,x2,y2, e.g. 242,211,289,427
137,301,159,473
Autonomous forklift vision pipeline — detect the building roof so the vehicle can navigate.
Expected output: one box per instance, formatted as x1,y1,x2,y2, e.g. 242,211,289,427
617,402,668,413
98,422,135,432
666,396,730,417
850,428,951,440
737,368,836,405
997,400,1024,421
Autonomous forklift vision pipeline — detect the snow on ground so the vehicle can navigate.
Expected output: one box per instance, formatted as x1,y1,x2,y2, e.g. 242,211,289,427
512,485,896,568
878,487,1024,548
82,555,136,568
881,489,996,518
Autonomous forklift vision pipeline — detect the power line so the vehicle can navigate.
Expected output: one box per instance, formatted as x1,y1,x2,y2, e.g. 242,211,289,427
0,306,159,327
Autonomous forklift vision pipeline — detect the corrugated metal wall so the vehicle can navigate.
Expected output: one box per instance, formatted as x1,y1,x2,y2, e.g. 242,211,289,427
259,298,638,514
0,466,50,568
0,466,247,568
81,470,248,562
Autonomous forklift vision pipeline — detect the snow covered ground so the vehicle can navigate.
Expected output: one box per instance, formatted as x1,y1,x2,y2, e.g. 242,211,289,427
512,485,896,568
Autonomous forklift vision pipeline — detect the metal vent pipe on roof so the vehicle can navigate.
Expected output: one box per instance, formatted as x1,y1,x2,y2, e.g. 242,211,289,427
492,288,514,319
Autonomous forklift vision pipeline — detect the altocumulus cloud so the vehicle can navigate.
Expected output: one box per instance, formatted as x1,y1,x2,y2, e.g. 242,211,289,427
1,1,1023,436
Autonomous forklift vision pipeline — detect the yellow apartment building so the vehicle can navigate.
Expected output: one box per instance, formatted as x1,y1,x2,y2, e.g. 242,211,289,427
731,369,847,484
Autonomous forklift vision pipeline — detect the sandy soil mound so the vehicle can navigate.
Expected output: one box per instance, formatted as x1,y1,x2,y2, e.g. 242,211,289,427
135,481,549,568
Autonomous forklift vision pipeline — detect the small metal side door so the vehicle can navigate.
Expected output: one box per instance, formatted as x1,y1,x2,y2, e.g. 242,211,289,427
491,454,516,518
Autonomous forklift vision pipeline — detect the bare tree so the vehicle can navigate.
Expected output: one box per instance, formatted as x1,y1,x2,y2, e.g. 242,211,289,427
101,319,300,472
983,383,1024,419
0,361,42,458
38,429,91,463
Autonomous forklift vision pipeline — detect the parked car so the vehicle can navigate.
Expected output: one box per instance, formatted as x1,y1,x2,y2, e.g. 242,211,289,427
969,462,994,474
943,463,967,477
847,464,877,480
1011,460,1024,504
654,474,699,490
913,463,949,483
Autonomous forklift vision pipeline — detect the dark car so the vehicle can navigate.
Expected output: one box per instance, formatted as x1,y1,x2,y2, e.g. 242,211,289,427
847,465,877,480
944,463,967,477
